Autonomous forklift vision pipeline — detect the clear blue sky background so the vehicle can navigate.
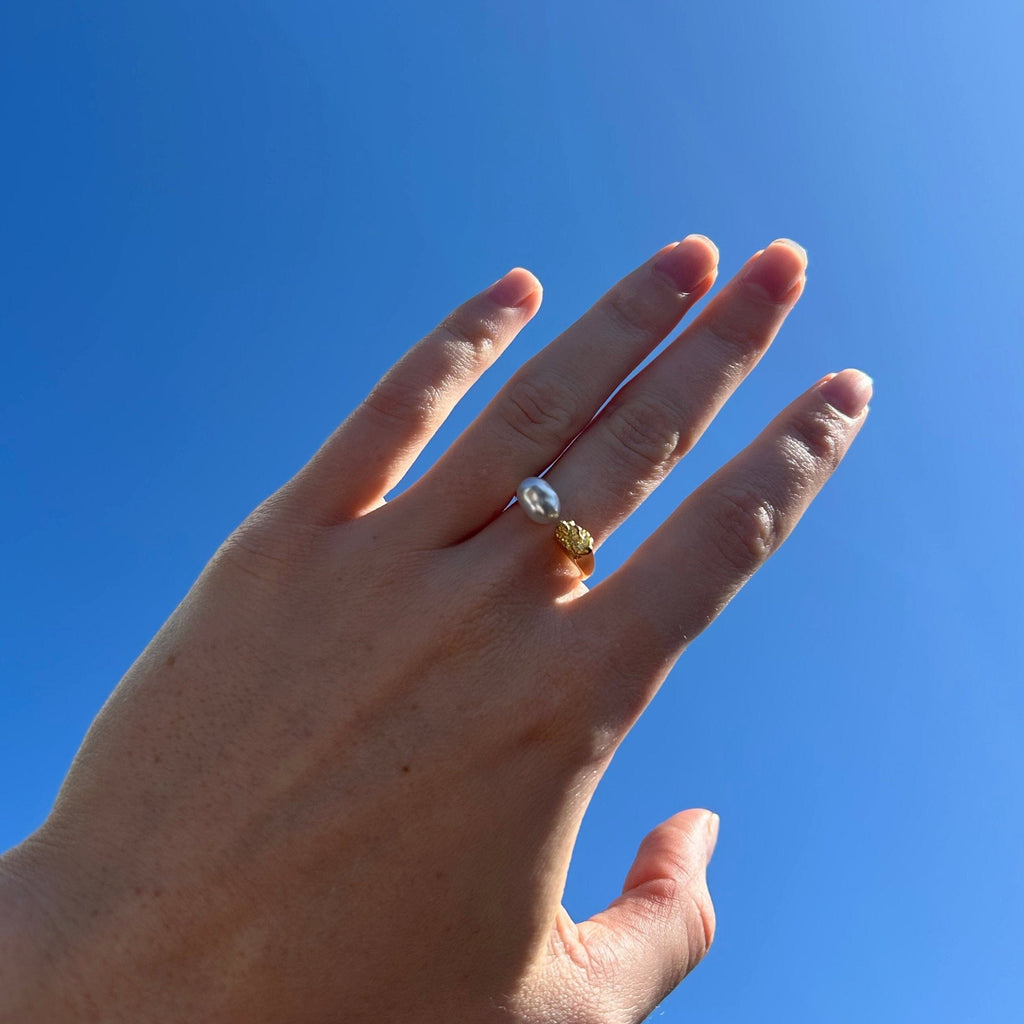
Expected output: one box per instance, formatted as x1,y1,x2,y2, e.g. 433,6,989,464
2,2,1021,1020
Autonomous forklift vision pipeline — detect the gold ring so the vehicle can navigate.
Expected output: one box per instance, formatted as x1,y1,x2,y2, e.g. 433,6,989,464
516,477,596,579
554,519,595,579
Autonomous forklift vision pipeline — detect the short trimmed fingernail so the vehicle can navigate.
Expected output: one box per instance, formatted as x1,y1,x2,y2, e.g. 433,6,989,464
653,234,719,293
819,368,873,417
706,812,721,859
742,238,807,302
486,268,539,308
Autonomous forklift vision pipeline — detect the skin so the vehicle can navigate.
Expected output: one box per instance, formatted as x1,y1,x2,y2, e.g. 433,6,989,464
0,236,870,1023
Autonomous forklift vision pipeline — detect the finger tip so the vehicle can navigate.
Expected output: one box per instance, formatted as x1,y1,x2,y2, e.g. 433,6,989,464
653,235,720,294
510,265,542,288
486,267,542,310
683,232,720,266
819,367,873,417
742,240,807,302
771,237,809,268
664,808,719,854
706,811,720,855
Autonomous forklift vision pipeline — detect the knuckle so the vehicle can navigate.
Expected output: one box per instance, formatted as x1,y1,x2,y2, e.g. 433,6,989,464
783,407,845,472
437,309,499,362
702,305,759,354
645,878,716,988
363,374,437,429
602,279,658,338
685,885,717,969
509,681,579,753
499,371,582,447
501,622,617,763
217,500,325,586
707,485,781,575
515,666,605,763
602,393,689,472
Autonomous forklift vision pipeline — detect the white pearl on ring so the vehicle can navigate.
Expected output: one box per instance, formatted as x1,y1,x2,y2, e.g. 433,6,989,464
516,477,561,524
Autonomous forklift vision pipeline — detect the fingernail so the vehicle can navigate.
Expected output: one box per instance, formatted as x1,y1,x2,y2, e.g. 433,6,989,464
742,238,807,302
486,268,539,308
819,368,873,417
653,234,719,294
686,233,720,263
775,237,808,264
706,812,720,859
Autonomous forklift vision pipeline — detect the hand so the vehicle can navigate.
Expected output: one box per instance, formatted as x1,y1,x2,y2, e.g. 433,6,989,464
0,236,870,1022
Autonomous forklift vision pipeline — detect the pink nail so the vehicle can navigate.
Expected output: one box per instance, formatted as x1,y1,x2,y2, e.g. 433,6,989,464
742,239,807,302
819,369,873,417
486,268,538,308
652,235,719,293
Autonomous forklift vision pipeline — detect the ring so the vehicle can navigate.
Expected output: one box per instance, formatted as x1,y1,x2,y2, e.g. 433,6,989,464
516,477,595,579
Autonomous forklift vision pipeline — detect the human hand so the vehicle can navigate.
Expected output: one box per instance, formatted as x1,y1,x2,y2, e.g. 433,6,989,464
0,236,870,1022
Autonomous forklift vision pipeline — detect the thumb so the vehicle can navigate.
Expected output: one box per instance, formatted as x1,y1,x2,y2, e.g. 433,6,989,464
579,809,719,1020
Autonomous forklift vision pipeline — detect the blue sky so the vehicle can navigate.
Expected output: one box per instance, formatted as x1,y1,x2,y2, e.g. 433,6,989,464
2,1,1021,1019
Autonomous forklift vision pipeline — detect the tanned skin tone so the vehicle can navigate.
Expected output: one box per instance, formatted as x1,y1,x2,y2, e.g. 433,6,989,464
0,237,870,1022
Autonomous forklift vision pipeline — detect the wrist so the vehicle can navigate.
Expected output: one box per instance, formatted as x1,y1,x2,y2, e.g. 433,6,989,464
2,818,261,1024
0,833,83,1021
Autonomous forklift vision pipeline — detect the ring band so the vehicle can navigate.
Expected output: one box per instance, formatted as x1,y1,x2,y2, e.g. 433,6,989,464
516,477,595,579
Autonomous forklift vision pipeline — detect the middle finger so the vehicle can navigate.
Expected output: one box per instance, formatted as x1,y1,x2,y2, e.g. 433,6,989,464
393,235,720,544
539,238,808,550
